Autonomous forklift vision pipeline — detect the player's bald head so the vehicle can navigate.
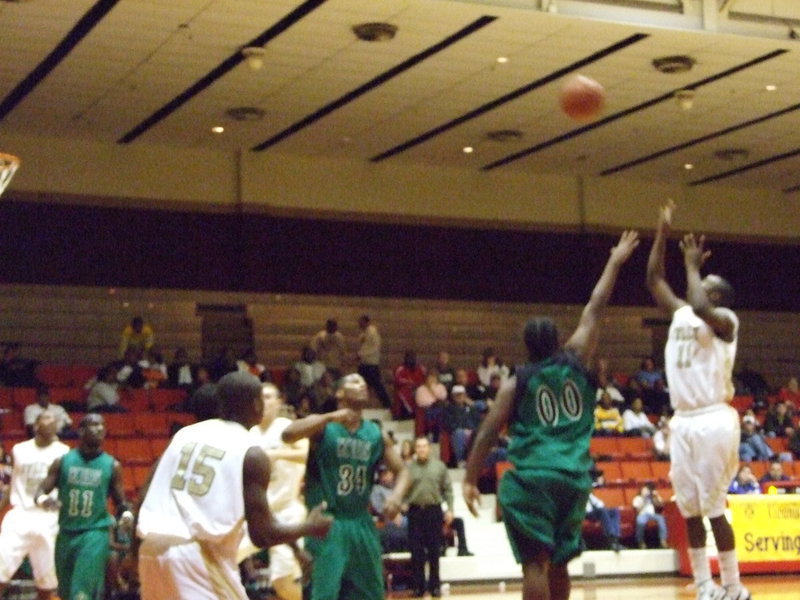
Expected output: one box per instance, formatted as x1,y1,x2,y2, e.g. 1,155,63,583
217,372,263,422
703,274,734,308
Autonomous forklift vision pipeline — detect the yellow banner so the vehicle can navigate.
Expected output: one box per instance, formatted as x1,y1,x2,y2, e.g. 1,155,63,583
729,495,800,562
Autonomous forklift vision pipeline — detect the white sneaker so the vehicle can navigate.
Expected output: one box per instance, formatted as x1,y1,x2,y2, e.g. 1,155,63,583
724,585,752,600
696,580,728,600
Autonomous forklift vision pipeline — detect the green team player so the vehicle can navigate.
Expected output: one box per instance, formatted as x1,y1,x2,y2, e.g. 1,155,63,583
36,413,131,600
282,373,408,600
463,230,639,600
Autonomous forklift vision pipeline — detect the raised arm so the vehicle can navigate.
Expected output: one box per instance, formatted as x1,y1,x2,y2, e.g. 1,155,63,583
243,447,331,548
565,230,639,361
281,408,355,444
681,233,735,342
380,430,409,520
462,376,516,517
646,201,685,316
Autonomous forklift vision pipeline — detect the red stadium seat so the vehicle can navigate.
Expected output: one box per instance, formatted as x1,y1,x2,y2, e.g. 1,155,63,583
149,437,170,459
765,437,788,455
12,388,36,411
151,389,186,412
102,413,135,437
49,387,86,405
598,462,624,486
36,364,74,388
119,389,151,412
115,438,153,465
730,396,753,413
590,437,622,461
617,437,653,460
134,413,170,437
619,460,654,485
593,486,625,508
650,461,671,485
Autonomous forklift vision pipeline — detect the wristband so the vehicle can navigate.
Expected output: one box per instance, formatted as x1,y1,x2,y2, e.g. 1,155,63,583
35,494,49,507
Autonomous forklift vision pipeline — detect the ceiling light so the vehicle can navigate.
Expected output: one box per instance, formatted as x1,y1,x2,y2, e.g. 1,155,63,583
462,146,474,154
684,163,694,170
352,22,397,42
652,55,695,74
765,84,777,91
674,89,695,110
241,46,266,71
211,126,224,134
496,56,508,64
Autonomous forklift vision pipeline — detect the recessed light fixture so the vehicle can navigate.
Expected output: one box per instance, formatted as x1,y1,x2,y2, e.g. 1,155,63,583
765,84,777,91
652,55,695,74
496,56,508,64
684,163,694,170
225,106,265,121
352,22,397,42
241,46,266,71
211,126,224,134
462,146,474,154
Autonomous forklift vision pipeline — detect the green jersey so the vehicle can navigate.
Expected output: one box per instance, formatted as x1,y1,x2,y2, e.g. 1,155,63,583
507,350,595,479
305,420,383,518
57,449,115,532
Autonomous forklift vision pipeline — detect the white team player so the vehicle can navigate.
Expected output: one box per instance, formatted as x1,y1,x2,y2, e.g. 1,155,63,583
646,201,751,600
238,383,309,600
0,412,69,600
135,372,331,600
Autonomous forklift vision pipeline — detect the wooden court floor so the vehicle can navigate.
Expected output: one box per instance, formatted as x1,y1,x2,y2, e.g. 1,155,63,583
396,575,799,599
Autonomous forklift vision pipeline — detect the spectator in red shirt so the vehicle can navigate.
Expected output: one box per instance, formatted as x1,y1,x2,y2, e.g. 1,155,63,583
393,350,426,419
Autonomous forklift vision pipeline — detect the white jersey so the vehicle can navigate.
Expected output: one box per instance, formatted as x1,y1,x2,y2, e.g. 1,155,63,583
10,438,69,510
665,304,738,413
250,416,307,512
137,419,256,549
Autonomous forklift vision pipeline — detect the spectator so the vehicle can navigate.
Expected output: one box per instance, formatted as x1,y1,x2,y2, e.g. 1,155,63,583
632,483,668,549
454,368,485,404
393,350,426,420
0,343,38,388
476,348,509,387
209,347,237,382
433,352,456,392
119,316,154,358
733,361,769,401
630,356,669,415
585,492,623,552
140,347,167,388
790,427,800,460
309,319,346,379
86,365,125,413
444,386,481,467
652,417,671,461
484,373,503,402
166,347,195,392
23,387,73,437
400,439,414,463
237,348,266,379
370,466,408,553
356,314,391,410
595,357,627,406
622,397,657,438
759,460,790,485
779,376,800,411
281,367,305,412
739,414,773,461
292,346,325,389
728,465,761,494
115,347,145,389
594,390,624,436
414,370,448,438
310,369,337,413
764,401,795,438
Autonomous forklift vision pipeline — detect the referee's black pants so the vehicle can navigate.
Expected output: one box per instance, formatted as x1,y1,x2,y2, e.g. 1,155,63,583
408,504,443,594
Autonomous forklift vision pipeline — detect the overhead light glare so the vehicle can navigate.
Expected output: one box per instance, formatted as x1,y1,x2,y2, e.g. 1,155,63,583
462,146,474,154
765,84,777,91
211,126,225,134
684,163,694,170
496,56,508,64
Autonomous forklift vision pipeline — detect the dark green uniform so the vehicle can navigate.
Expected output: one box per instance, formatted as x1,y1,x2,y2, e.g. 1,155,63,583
55,449,115,600
305,420,384,600
499,350,595,565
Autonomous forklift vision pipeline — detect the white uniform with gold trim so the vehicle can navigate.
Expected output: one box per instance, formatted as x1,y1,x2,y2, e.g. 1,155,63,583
137,419,256,600
0,438,68,589
665,304,740,518
237,416,308,582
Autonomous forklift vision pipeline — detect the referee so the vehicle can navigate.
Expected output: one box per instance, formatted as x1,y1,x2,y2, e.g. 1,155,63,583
405,437,454,598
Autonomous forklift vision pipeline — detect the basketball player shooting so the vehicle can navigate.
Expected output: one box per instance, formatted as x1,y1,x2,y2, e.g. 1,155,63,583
646,200,750,600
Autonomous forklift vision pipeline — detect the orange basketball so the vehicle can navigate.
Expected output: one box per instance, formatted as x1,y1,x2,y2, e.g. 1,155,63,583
559,75,605,122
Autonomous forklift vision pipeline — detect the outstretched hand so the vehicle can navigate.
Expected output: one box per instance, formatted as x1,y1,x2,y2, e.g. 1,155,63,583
609,230,640,265
462,482,481,518
679,233,711,270
659,199,676,227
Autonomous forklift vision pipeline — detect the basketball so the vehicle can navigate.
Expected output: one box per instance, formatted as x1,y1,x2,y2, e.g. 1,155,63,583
559,74,605,122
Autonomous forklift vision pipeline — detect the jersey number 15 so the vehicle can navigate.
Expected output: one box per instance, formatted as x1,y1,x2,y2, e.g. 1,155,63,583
170,443,226,497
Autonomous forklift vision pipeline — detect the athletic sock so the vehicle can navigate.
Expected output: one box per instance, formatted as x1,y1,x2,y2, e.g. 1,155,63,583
689,547,711,586
718,549,741,589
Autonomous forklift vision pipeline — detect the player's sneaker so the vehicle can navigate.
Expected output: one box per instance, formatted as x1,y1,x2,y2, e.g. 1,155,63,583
724,585,752,600
696,580,728,600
